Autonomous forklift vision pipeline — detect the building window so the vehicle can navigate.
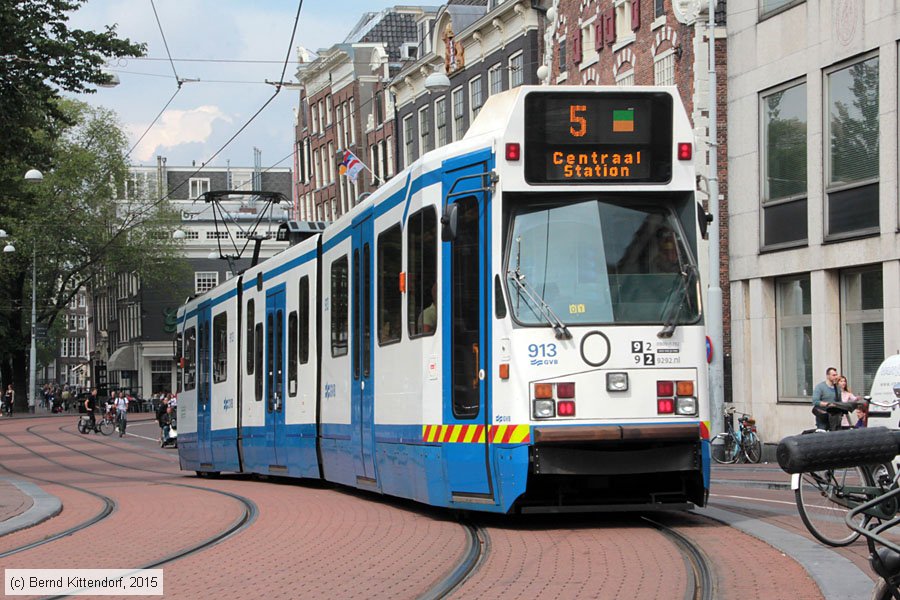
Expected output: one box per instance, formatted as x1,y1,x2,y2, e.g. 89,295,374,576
418,105,432,154
349,98,356,143
328,142,335,184
761,80,807,248
616,69,634,86
653,50,675,86
336,105,344,148
509,52,524,88
326,95,333,125
826,55,879,238
615,0,635,41
331,256,349,357
841,267,883,396
314,149,321,186
407,207,437,337
195,271,219,294
558,39,567,74
489,63,503,95
151,360,171,394
469,76,484,120
452,86,465,140
761,0,803,17
378,224,402,345
776,275,812,401
213,311,228,383
655,0,665,18
581,21,598,66
386,137,394,177
189,178,210,199
435,96,448,147
403,114,415,167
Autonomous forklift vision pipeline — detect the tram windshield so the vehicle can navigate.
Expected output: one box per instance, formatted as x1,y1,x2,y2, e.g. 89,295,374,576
505,198,700,327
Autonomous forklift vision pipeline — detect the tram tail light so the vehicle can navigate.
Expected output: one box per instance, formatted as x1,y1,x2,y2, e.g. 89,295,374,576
676,381,694,396
677,142,692,161
607,372,628,391
556,382,575,398
534,383,553,399
557,400,576,416
656,381,674,397
505,142,521,161
676,396,698,416
657,398,675,414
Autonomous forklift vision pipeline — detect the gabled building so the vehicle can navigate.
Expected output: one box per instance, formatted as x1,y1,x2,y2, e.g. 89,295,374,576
392,0,542,168
294,6,439,221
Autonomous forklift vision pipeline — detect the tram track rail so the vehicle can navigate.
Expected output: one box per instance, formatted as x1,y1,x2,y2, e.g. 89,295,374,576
0,421,257,570
419,521,488,600
642,515,715,600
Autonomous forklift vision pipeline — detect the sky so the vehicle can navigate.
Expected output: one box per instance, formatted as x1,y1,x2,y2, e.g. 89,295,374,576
67,0,404,170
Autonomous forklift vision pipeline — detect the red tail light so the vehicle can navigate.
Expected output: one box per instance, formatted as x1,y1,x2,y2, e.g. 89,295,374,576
557,400,576,416
657,398,675,414
657,381,674,397
505,143,521,161
556,382,575,398
677,142,692,160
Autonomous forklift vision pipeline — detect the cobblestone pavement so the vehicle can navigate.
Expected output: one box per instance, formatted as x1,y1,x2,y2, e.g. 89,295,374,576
0,415,878,599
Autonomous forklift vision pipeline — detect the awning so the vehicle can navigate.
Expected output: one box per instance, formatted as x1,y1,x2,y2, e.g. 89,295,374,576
107,346,136,371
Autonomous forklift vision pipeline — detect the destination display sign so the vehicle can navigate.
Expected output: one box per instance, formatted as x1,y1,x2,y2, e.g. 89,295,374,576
523,92,673,184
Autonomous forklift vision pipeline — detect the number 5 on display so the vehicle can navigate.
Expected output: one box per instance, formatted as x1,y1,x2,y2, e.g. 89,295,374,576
569,104,587,137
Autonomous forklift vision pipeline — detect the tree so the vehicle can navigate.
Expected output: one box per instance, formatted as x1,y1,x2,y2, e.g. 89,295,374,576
0,99,186,412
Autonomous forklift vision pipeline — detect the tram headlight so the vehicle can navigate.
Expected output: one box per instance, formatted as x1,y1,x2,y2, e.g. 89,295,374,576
676,396,698,416
606,372,628,392
533,399,556,419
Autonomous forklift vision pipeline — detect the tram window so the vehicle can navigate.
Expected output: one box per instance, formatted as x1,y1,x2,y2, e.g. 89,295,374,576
299,276,310,364
288,310,298,395
183,327,196,391
352,250,360,379
213,312,228,383
254,322,263,401
331,256,349,357
407,206,438,337
494,275,507,318
378,224,402,345
246,299,254,375
363,242,371,377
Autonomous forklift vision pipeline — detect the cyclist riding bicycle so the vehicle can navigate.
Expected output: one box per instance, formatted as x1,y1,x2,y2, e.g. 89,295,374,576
113,391,129,437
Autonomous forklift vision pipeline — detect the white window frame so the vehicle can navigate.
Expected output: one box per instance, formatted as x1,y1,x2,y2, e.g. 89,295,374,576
509,51,524,88
653,49,675,86
581,17,599,69
452,86,465,141
189,178,210,199
194,271,219,294
840,266,884,396
418,105,431,155
403,114,415,167
613,0,636,50
435,96,448,147
469,76,484,122
616,68,634,86
488,63,503,96
386,137,394,177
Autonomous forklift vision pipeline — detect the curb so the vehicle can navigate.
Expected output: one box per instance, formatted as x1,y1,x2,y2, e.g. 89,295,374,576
0,478,62,536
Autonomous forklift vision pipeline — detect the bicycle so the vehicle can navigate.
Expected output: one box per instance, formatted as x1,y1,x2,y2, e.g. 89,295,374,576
778,421,900,598
77,413,114,436
711,406,762,464
115,408,127,437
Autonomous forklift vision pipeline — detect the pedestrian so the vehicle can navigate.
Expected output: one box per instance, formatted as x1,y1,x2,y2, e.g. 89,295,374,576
85,388,98,432
114,391,129,437
812,366,840,431
155,396,169,442
2,384,13,417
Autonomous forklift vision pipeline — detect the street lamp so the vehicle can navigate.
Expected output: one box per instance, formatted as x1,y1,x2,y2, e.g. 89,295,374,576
24,169,43,412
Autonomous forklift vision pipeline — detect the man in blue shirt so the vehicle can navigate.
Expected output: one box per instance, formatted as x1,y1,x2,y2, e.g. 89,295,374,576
812,367,840,430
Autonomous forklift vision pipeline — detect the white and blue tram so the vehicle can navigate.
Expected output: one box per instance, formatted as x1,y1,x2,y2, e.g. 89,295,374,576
176,86,711,513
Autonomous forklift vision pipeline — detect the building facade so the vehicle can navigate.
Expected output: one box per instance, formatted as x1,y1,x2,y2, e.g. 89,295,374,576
89,158,291,399
727,0,899,439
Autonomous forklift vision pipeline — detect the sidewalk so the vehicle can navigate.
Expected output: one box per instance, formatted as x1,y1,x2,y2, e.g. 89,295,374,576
0,478,62,536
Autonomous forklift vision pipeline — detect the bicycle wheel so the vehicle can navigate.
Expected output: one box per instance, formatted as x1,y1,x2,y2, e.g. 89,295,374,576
796,466,871,546
742,431,763,464
711,433,740,464
77,419,87,434
99,418,114,436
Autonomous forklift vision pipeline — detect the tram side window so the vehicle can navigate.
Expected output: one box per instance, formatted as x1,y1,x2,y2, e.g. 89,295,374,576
331,256,349,357
378,224,402,345
213,312,228,383
407,207,438,337
254,322,263,401
288,310,298,396
246,299,254,375
299,276,310,364
183,327,196,391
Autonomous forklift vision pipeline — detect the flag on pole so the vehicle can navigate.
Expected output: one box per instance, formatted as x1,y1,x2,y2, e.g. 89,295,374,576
339,150,365,183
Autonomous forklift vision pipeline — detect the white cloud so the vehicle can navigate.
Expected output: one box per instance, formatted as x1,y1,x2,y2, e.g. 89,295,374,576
129,105,232,162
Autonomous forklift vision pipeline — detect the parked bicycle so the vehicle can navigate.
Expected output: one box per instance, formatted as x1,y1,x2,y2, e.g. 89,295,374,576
711,405,762,464
778,417,900,598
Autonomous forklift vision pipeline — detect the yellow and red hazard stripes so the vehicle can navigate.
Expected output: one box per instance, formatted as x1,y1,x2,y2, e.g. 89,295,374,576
421,424,531,444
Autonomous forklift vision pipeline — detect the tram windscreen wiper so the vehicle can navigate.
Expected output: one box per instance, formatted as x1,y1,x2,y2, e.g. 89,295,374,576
507,267,572,340
657,264,698,339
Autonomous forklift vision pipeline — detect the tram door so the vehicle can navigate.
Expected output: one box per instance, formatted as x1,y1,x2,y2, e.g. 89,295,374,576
197,303,212,466
265,286,287,468
351,211,377,484
442,153,493,500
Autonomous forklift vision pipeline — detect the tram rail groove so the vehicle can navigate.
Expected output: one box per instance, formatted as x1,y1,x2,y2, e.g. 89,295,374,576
641,515,715,600
419,522,488,600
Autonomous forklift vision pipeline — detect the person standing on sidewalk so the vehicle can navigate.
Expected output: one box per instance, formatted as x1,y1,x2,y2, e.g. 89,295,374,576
812,367,840,430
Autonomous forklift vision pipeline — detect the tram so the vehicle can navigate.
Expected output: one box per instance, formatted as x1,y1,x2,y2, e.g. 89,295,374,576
176,86,710,513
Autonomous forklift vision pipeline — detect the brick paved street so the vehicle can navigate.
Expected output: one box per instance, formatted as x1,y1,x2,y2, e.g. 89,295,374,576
0,415,881,599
